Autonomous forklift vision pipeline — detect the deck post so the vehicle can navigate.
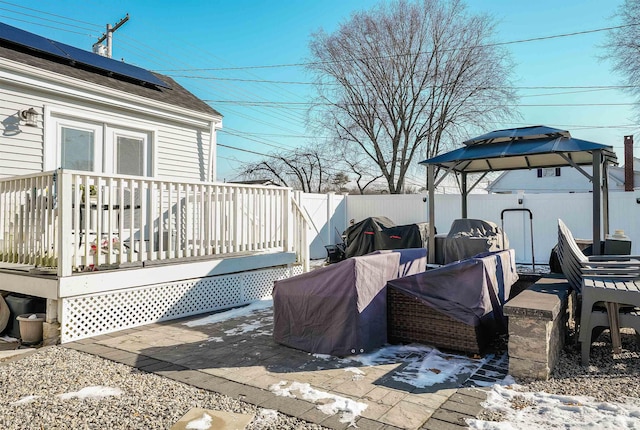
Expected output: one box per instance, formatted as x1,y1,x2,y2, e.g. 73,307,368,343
283,188,292,253
57,170,73,277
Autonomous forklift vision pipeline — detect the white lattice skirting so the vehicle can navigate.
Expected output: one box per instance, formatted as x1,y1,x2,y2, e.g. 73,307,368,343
60,265,302,343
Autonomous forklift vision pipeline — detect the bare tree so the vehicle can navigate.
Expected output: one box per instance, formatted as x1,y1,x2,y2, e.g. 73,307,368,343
238,147,331,193
307,0,517,194
603,0,640,121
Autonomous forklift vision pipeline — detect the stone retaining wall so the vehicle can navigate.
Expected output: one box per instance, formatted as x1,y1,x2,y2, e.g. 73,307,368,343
504,275,572,380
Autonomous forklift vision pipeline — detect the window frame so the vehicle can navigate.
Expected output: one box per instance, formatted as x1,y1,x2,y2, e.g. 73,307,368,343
44,107,156,178
53,118,103,173
106,127,153,177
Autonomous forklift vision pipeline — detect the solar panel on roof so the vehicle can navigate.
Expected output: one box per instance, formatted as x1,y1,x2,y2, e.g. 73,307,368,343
0,22,170,89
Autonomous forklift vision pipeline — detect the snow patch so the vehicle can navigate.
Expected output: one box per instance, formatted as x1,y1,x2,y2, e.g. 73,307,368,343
467,384,640,429
58,386,123,400
185,412,212,429
10,395,39,405
269,381,367,425
184,299,272,327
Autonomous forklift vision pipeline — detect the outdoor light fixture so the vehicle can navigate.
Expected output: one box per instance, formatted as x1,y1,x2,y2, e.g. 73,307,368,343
19,107,38,127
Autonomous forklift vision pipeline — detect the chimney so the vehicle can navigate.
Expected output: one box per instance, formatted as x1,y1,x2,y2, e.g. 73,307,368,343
624,135,634,191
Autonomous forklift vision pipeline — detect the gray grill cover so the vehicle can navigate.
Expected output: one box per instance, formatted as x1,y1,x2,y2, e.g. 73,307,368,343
443,219,509,264
273,252,401,356
387,249,518,331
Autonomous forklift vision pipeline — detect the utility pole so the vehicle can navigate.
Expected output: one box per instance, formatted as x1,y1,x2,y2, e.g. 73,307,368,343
93,14,129,58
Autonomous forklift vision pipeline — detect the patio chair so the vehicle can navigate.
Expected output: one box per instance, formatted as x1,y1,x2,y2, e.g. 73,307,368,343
556,219,640,294
556,219,640,363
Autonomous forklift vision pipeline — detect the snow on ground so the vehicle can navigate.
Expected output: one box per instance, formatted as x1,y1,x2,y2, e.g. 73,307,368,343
183,299,273,327
184,412,212,430
253,409,279,425
57,386,123,401
467,384,640,430
270,381,367,425
9,395,39,406
345,344,493,388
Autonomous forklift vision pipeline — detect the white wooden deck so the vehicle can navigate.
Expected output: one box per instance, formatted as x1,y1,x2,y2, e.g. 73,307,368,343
0,170,310,343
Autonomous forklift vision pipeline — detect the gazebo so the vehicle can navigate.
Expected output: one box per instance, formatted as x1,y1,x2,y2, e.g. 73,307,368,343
419,125,618,264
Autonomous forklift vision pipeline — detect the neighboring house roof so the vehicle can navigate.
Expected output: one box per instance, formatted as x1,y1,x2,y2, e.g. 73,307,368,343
487,158,640,193
0,23,220,117
228,179,282,186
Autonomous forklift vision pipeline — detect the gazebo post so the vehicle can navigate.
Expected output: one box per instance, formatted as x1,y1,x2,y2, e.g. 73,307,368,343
592,149,602,255
603,161,610,237
461,172,468,218
427,164,436,264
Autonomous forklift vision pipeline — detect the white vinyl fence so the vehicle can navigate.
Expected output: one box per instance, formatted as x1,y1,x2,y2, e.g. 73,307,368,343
301,191,640,264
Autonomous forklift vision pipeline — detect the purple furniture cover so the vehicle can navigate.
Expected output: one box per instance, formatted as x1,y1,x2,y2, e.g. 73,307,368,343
386,249,518,332
273,252,401,356
370,248,427,278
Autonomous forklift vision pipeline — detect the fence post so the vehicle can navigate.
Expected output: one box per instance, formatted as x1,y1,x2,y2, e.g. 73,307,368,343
57,170,73,277
326,192,334,246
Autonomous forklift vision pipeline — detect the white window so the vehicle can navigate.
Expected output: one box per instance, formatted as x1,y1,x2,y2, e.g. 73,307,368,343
108,129,152,176
537,168,561,178
55,119,102,172
46,113,153,177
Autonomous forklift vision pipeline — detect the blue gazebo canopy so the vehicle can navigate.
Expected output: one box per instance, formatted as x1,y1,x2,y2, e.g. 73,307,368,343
419,125,617,173
419,125,618,262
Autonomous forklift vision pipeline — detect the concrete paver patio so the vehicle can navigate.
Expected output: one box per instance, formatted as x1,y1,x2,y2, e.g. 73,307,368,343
61,303,505,430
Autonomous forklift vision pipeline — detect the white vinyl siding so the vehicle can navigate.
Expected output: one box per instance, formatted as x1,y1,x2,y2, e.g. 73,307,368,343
155,123,210,181
0,78,215,182
0,88,44,178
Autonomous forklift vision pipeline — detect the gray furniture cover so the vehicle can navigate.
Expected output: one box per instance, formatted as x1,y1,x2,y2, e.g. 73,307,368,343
443,219,509,264
273,252,401,356
387,249,518,332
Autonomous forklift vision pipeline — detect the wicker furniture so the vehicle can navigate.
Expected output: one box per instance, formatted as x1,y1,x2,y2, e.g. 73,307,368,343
387,288,491,354
386,249,518,355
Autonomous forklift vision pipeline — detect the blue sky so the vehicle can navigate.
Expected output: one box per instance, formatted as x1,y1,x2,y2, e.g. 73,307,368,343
1,0,637,183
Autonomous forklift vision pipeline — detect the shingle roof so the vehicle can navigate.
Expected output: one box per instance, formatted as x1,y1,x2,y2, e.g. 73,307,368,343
0,41,221,118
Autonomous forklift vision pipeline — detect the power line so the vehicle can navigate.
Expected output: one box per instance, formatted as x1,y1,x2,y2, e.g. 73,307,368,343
156,22,640,72
0,0,103,27
0,14,96,36
170,73,640,91
206,100,640,108
0,6,99,32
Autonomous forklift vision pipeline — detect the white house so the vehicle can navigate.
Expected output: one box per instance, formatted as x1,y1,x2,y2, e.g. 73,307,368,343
0,23,308,344
487,158,640,194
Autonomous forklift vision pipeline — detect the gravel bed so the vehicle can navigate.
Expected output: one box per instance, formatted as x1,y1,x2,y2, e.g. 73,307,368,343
478,327,640,422
0,346,327,430
519,328,640,402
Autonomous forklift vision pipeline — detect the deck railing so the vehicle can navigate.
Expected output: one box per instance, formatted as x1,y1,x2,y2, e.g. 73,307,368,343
0,170,309,276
